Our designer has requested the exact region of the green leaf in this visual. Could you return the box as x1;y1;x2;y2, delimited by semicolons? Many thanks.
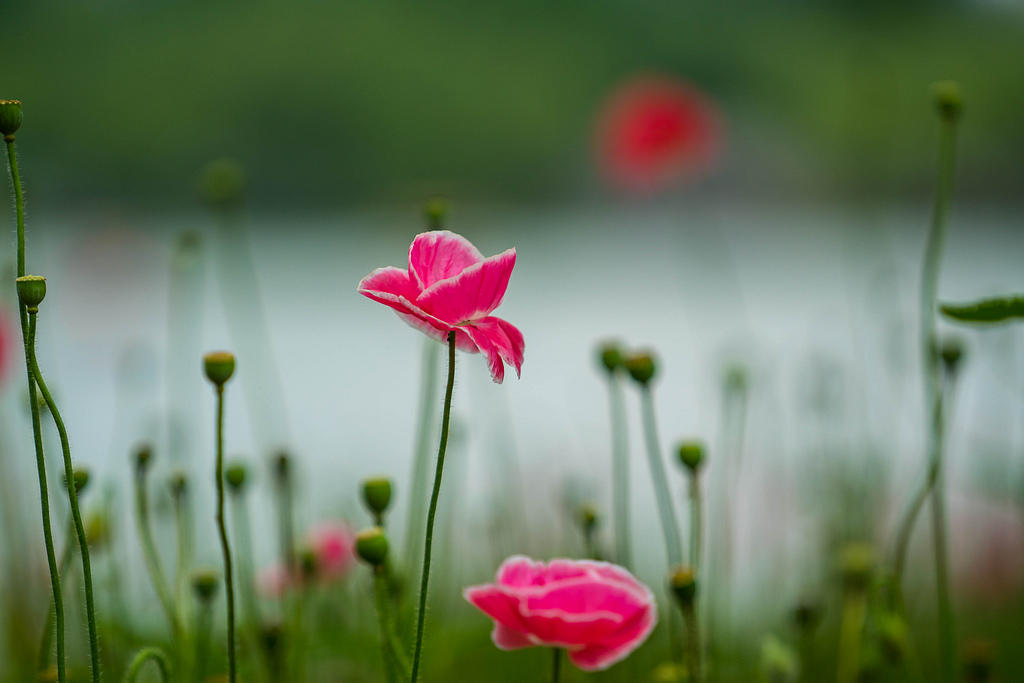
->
940;296;1024;323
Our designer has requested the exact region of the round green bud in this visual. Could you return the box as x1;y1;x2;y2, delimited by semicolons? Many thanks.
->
961;638;994;683
624;351;657;385
0;100;23;138
423;196;448;229
839;542;875;591
940;337;965;376
203;351;236;386
192;568;220;601
577;502;599;530
877;613;909;663
169;470;188;498
668;565;697;607
355;527;389;567
66;467;90;494
225;462;248;491
597;342;624;374
85;510;110;549
200;158;246;208
932;81;963;123
16;275;46;311
361;476;393;516
676;440;705;472
134;443;154;472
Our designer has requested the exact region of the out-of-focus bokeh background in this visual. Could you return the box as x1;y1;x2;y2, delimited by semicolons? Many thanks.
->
1;1;1024;680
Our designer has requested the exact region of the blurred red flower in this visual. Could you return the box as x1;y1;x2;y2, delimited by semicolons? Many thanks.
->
596;75;723;194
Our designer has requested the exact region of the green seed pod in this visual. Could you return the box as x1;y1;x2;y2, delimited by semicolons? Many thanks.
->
577;502;599;531
932;81;963;123
0;100;23;138
355;527;389;567
192;568;220;602
597;341;624;374
423;196;448;230
225;462;249;492
361;476;393;516
668;565;697;607
839;542;875;592
624;351;656;385
134;443;154;472
66;467;90;494
200;158;246;209
203;351;236;386
16;275;46;311
676;440;705;472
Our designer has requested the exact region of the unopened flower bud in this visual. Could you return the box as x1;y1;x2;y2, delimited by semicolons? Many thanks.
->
624;351;656;385
169;470;188;498
225;462;248;492
676;440;704;472
66;467;90;494
203;351;236;386
0;100;23;138
361;477;393;517
200;158;245;209
940;337;965;376
423;197;448;230
274;451;291;482
192;568;220;602
668;565;697;607
577;502;599;531
85;509;110;549
597;342;624;374
355;527;389;567
16;275;46;311
839;543;875;592
962;638;993;683
725;365;747;392
134;443;154;472
933;81;963;123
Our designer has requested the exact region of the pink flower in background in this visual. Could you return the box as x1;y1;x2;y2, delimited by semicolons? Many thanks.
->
305;521;355;581
596;74;722;194
0;310;11;385
358;230;524;383
464;556;657;671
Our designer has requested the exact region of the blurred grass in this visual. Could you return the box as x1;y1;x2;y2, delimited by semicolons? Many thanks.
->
1;0;1022;208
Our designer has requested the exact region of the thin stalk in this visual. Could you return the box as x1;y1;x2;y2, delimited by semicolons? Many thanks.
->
27;311;102;683
689;471;703;570
230;490;262;629
7;135;65;683
682;602;702;683
214;385;238;683
134;458;184;642
39;516;76;672
639;387;683;567
836;590;867;683
172;485;192;631
374;568;411;681
405;337;440;572
607;371;631;569
409;331;457;682
551;648;562;683
195;601;213;683
124;646;171;683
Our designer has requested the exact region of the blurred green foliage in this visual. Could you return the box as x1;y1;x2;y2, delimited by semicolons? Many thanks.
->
2;0;1023;207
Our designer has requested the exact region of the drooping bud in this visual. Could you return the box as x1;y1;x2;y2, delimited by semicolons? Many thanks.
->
16;275;46;311
668;565;697;608
134;443;154;472
0;100;23;138
355;527;389;567
203;351;236;387
192;568;220;602
225;462;249;492
676;440;705;472
597;341;624;374
962;638;994;683
932;81;963;124
423;196;448;230
200;158;246;209
839;543;875;592
624;351;656;385
361;477;393;517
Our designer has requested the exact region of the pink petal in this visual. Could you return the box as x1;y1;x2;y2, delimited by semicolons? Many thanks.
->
408;230;483;290
417;249;516;325
496;556;548;588
491;623;535;651
567;605;658;671
357;266;419;306
463;585;530;634
462;324;505;384
468;317;524;379
395;311;478;352
520;579;641;646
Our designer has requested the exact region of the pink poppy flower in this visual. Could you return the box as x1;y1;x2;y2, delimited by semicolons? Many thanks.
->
305;521;355;581
357;230;524;384
463;555;657;671
596;74;722;194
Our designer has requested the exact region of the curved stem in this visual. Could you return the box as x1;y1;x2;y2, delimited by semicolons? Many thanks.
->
410;331;457;682
39;516;76;672
639;387;683;566
28;312;102;683
214;386;238;683
607;372;631;570
7;136;65;683
551;648;562;683
134;455;183;642
124;646;171;683
374;568;411;681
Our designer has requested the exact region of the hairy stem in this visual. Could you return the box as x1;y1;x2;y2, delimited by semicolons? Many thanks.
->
124;646;171;683
374;568;411;681
214;386;238;683
38;516;76;672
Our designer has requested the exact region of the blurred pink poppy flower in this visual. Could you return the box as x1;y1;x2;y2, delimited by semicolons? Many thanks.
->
463;555;657;671
305;521;355;581
596;74;723;194
357;230;524;384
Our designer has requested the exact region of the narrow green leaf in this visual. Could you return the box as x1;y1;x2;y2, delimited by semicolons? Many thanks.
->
940;296;1024;323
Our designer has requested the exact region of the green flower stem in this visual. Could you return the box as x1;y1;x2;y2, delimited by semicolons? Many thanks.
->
27;311;101;682
213;385;238;683
410;330;457;682
405;337;440;572
681;601;703;683
230;490;262;629
195;601;213;683
124;646;171;683
39;516;76;672
639;386;683;567
374;567;411;681
888;96;960;682
836;590;867;683
551;648;562;683
133;453;184;643
7;135;65;683
172;487;192;631
688;471;703;571
606;371;631;570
